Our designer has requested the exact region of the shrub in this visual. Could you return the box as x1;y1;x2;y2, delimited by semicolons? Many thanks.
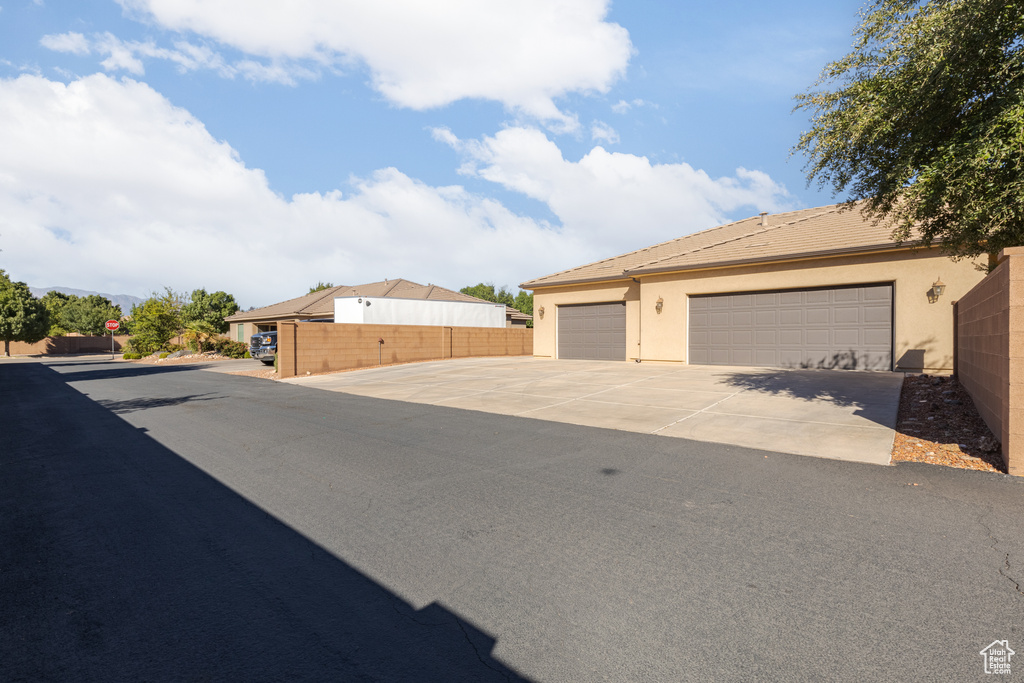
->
122;352;143;360
159;352;170;359
212;338;248;359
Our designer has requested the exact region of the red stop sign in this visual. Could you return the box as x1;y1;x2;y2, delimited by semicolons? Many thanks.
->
105;319;120;331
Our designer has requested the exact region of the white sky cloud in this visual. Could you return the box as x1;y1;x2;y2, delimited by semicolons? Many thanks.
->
590;121;619;144
1;74;794;308
115;0;634;128
436;126;794;256
0;74;590;306
39;32;91;56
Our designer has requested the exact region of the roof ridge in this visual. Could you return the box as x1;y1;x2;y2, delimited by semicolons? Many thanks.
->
625;206;840;273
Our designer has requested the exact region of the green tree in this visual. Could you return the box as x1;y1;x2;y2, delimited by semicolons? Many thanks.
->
181;289;239;334
794;0;1024;260
0;270;49;356
460;283;515;306
182;320;217;353
40;291;75;336
308;282;335;293
129;289;182;354
58;295;122;336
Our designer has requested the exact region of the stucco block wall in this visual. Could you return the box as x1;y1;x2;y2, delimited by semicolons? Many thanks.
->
955;247;1024;475
277;321;532;378
531;249;983;372
6;335;130;355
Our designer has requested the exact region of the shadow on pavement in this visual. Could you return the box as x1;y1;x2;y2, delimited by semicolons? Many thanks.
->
1;362;528;682
95;393;224;414
715;367;900;426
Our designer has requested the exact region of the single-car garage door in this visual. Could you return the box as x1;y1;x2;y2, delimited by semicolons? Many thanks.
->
688;284;892;370
558;302;626;361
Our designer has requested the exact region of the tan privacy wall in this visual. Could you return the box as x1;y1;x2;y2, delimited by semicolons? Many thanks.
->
6;335;130;355
277;321;532;378
955;247;1024;475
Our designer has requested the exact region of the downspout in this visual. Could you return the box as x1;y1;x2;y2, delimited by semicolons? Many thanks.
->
631;277;641;362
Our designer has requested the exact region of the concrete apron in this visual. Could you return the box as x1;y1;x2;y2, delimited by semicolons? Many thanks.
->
280;357;904;465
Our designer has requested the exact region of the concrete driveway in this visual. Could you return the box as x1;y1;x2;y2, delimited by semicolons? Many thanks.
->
283;357;904;465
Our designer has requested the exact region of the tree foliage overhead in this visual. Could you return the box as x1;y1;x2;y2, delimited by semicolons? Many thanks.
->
181;289;239;334
0;270;49;356
794;0;1024;259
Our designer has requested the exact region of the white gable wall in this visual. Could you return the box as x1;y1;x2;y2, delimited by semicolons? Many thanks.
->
335;297;506;328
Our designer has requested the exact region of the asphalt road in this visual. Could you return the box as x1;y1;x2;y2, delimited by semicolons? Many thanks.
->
3;358;1022;682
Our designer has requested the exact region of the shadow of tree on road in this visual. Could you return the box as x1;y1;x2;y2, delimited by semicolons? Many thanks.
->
714;367;901;427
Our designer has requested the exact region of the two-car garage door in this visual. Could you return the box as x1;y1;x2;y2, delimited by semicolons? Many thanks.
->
688;284;892;370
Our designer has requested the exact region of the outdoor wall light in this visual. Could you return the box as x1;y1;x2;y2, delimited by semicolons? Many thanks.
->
655;297;664;313
538;306;545;318
927;277;946;303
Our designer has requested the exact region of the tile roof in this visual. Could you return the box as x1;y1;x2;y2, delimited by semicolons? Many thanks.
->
226;278;530;322
521;204;916;288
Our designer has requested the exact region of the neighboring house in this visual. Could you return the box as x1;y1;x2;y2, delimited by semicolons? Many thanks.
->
225;279;531;342
522;204;986;373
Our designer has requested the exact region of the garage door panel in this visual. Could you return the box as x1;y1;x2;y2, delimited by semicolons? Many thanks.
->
779;292;803;305
863;305;891;323
689;285;892;370
780;329;803;345
731;311;753;326
833;328;861;346
864;328;892;345
731;330;753;346
806;308;830;324
732;349;753;365
833;306;861;324
805;328;830;345
558;303;626;361
779;309;803;325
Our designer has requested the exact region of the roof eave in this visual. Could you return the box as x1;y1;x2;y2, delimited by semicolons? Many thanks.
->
520;274;634;290
624;242;924;277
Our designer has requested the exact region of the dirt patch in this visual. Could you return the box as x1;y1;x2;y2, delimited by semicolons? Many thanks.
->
891;374;1004;473
229;368;279;380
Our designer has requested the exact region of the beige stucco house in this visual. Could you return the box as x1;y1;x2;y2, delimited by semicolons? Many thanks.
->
522;204;986;373
225;278;531;342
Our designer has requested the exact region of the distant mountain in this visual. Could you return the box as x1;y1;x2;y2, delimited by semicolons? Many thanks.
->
30;286;145;315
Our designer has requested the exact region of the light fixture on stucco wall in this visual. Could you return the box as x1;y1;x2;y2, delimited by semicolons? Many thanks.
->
538;306;545;318
928;277;946;303
655;297;664;313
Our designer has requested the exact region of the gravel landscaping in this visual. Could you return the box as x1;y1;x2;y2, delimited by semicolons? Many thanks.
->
890;374;1004;473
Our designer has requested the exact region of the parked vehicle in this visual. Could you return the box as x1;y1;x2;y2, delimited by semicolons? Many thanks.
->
249;331;277;365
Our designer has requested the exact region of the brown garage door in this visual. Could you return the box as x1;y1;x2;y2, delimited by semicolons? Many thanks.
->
688;284;892;370
558;302;626;361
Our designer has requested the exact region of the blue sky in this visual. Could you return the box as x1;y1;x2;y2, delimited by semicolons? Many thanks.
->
0;0;862;308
